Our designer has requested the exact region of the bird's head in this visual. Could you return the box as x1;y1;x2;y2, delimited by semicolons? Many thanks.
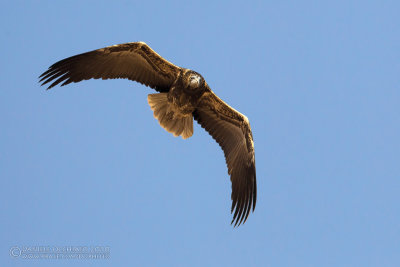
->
183;70;206;93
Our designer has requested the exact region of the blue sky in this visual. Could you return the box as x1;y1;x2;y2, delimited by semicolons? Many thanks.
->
1;0;399;266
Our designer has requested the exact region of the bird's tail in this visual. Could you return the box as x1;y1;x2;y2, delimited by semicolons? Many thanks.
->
148;93;193;139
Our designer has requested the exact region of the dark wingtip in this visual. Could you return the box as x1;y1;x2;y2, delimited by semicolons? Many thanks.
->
38;69;53;90
230;171;257;227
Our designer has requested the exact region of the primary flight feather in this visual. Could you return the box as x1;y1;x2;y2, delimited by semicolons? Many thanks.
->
39;42;257;226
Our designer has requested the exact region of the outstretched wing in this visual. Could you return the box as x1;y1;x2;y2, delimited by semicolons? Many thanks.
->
193;91;257;226
39;42;181;92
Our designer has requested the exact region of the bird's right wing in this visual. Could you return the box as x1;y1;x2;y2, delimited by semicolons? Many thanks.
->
39;42;181;92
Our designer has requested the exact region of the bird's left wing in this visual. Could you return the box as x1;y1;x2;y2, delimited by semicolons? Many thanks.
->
39;42;181;92
193;91;257;226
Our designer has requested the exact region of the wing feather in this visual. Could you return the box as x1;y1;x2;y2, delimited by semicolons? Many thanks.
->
39;42;181;92
193;91;257;226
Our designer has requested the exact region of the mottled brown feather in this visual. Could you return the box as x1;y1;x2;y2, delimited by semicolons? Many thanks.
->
193;91;257;226
39;42;181;92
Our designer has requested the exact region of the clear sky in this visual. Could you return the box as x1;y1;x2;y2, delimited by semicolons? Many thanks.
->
1;0;399;266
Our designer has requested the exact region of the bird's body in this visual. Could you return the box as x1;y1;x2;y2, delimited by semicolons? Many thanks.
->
39;42;256;226
148;69;207;139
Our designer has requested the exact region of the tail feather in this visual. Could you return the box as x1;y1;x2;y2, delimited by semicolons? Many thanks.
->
148;93;194;139
182;116;193;139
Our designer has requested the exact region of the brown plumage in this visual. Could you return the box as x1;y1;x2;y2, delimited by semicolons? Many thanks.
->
39;42;256;226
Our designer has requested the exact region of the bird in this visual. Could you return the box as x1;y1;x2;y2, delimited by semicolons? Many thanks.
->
39;42;256;226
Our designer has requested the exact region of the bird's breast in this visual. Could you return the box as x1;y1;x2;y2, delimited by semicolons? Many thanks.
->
167;86;199;116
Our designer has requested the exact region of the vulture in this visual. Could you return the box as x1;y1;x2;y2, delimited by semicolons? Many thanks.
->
39;42;256;226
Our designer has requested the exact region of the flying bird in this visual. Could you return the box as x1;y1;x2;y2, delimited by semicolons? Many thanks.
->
39;42;256;226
